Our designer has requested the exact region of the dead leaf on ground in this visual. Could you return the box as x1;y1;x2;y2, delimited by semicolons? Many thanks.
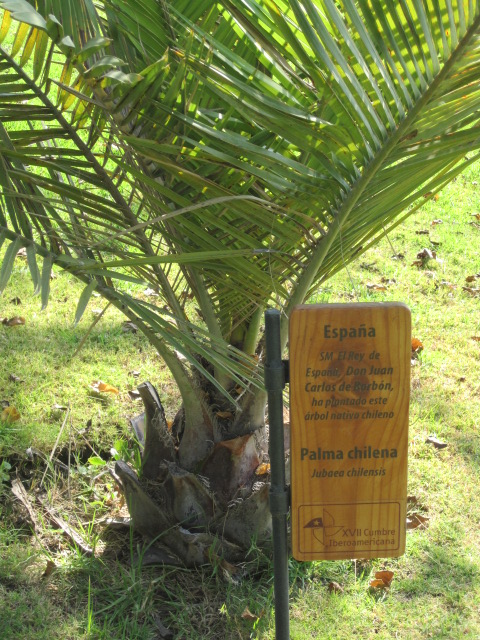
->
406;513;430;530
374;570;394;587
1;406;21;422
9;297;21;305
415;229;430;235
122;321;138;333
426;435;448;449
471;337;480;342
328;581;344;594
42;560;57;578
431;219;443;226
2;316;25;327
369;570;394;590
392;252;405;260
462;287;480;297
128;370;140;378
128;389;141;401
90;381;119;395
411;338;424;354
465;274;480;283
9;374;24;383
417;248;437;261
366;283;388;291
241;607;259;622
471;213;480;221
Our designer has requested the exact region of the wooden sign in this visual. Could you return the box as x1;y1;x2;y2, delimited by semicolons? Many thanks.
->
289;303;410;560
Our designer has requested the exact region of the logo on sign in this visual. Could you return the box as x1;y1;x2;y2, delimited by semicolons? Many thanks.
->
304;509;345;546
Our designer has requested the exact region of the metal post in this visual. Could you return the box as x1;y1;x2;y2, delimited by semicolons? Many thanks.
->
264;309;290;640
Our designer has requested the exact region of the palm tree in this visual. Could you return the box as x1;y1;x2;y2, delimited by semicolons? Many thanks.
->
1;0;480;565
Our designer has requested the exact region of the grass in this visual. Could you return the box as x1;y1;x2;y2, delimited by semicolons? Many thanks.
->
1;161;480;638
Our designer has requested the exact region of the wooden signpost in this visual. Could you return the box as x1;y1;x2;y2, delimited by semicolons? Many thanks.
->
289;303;411;561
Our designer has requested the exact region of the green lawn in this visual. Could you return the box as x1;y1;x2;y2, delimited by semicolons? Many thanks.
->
1;161;480;639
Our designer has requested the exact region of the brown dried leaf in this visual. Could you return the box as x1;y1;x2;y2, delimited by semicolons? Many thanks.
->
42;560;57;578
406;513;430;530
122;321;138;333
328;581;344;594
471;337;480;342
1;406;21;423
91;381;119;394
417;248;436;261
241;607;258;622
4;316;25;327
471;213;480;221
369;578;389;590
426;435;448;449
465;274;480;283
411;338;424;353
411;259;424;267
366;283;388;291
415;229;430;235
462;287;480;296
431;219;443;226
374;570;394;587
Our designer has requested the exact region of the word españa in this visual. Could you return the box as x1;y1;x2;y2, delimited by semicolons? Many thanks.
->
300;446;398;461
324;323;376;341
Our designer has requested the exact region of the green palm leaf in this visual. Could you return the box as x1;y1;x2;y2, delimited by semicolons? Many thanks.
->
1;0;480;401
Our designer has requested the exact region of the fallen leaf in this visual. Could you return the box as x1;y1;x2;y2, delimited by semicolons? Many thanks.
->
465;274;480;283
9;297;21;305
128;370;140;378
415;230;430;235
328;581;344;594
1;400;9;408
392;252;405;260
255;462;271;476
406;513;430;529
241;607;259;622
411;259;424;267
9;374;23;383
458;376;466;382
411;338;424;354
42;560;57;578
471;213;480;221
426;435;448;449
3;316;25;327
366;283;388;291
91;381;119;394
381;277;396;285
122;321;138;333
431;219;443;226
128;389;141;401
1;406;21;423
462;287;480;296
417;248;436;261
216;410;234;420
374;570;394;587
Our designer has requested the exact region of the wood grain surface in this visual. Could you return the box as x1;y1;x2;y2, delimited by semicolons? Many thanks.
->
289;303;411;560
